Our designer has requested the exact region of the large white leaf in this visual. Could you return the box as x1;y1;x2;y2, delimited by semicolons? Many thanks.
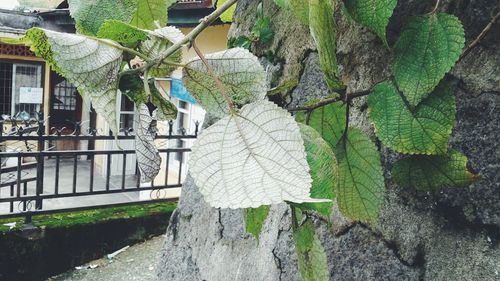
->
26;28;121;133
189;100;330;209
135;104;161;182
183;48;267;117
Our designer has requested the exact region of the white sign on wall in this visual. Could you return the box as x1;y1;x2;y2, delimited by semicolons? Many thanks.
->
19;87;43;104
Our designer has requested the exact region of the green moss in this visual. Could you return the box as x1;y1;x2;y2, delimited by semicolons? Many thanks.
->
0;202;176;233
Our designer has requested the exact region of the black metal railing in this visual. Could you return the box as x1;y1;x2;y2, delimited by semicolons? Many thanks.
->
0;112;198;223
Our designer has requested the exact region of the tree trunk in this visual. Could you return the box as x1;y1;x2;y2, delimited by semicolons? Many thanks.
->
157;0;499;280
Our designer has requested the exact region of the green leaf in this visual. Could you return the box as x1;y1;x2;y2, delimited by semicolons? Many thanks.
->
183;48;267;117
119;73;150;104
130;0;177;29
228;36;252;49
392;150;479;191
267;79;299;97
68;0;137;35
336;128;384;225
290;0;310;25
367;81;456;155
344;0;397;46
25;28;121;133
392;13;465;106
151;84;177;121
97;20;148;45
296;124;336;219
293;219;329;281
274;0;289;8
138;26;184;77
244;205;270;241
296;100;346;149
251;17;274;44
309;0;344;90
218;0;237;23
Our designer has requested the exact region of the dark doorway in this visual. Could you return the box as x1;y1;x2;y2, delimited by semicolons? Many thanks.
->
49;72;82;150
50;72;81;130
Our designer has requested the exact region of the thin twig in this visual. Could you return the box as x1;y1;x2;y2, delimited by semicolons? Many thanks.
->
153;0;238;67
289;89;371;112
93;36;151;62
427;0;441;15
459;10;500;61
116;0;237;81
192;42;235;111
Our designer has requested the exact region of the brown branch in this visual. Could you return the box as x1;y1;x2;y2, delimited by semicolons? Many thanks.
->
459;10;500;61
192;42;235;111
289;89;371;112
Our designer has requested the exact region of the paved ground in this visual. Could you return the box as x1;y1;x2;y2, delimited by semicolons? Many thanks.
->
47;235;165;281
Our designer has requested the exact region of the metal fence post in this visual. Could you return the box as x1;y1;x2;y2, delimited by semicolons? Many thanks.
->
35;112;45;209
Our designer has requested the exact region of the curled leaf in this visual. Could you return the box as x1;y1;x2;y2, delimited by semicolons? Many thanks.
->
293;219;330;281
295;124;336;219
135;104;161;182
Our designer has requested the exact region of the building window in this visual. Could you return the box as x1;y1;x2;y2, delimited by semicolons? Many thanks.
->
0;61;42;117
120;93;135;130
52;79;77;110
0;62;13;115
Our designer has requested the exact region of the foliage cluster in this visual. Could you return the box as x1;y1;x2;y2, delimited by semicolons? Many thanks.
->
0;0;483;280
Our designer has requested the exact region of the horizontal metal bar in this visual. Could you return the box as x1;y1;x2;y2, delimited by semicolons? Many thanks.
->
0;134;197;141
0;184;183;203
0;162;37;173
0;148;191;158
0;177;37;188
0;198;178;219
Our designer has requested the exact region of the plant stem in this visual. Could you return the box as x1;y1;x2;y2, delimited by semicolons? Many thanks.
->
459;10;500;61
290;89;371;112
94;36;151;62
192;42;235;111
428;0;441;15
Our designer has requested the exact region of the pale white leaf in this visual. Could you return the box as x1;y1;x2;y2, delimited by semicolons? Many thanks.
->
27;28;122;133
189;100;330;209
183;48;267;117
135;104;161;182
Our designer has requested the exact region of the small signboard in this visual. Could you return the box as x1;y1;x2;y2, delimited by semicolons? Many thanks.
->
19;87;43;104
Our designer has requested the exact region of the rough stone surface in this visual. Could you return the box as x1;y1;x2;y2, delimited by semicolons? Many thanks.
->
157;0;500;280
